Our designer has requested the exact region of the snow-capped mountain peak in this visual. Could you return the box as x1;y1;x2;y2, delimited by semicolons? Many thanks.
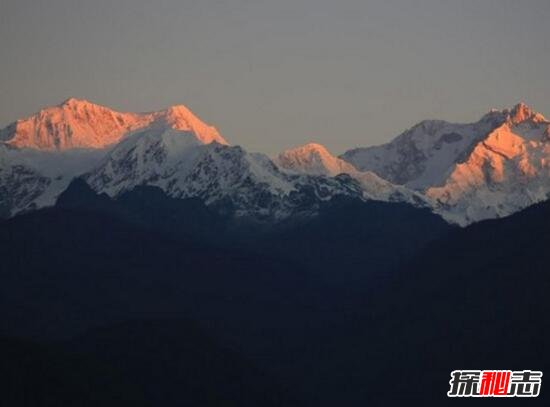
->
150;104;227;145
276;142;357;176
341;103;550;225
61;97;95;108
507;102;547;124
0;99;228;217
0;99;226;151
276;142;429;207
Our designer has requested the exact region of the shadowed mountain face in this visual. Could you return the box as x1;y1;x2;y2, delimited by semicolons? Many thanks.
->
56;178;230;243
305;199;550;406
1;180;548;406
66;319;300;407
0;335;149;407
0;193;309;406
1;319;300;407
251;196;452;291
0;182;449;406
56;178;451;274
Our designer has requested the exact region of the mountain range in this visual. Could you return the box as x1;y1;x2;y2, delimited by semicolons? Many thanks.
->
1;97;549;406
1;98;550;225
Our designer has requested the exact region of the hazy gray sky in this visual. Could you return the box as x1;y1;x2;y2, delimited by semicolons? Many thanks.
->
1;0;549;155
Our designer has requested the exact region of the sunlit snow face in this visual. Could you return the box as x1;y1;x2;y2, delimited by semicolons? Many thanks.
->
3;99;228;151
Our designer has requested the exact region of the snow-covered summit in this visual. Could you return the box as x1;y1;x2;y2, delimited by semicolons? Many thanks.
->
340;109;506;189
506;102;547;124
341;103;550;225
276;142;430;206
276;143;357;176
0;99;227;217
0;98;226;151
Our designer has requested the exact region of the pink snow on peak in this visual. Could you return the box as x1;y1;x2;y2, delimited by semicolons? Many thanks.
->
1;98;227;151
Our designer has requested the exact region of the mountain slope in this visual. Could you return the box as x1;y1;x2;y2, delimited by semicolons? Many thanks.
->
66;320;301;407
301;197;550;406
0;144;104;217
251;196;452;290
1;319;300;407
341;103;550;224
